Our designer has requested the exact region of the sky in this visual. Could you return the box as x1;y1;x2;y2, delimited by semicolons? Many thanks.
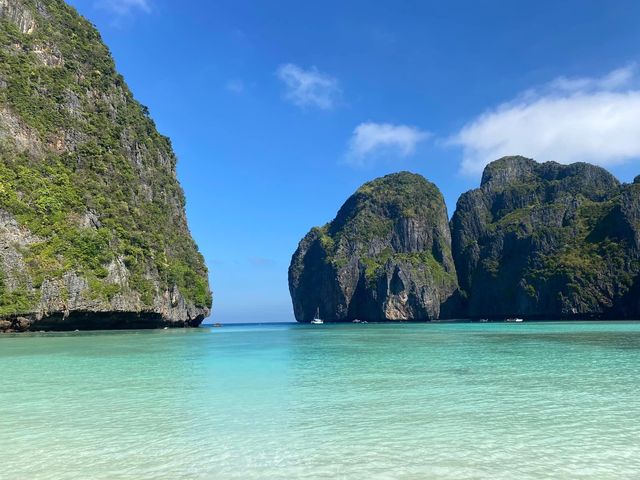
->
68;0;640;322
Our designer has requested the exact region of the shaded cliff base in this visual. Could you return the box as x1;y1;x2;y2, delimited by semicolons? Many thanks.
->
298;315;640;324
0;311;205;333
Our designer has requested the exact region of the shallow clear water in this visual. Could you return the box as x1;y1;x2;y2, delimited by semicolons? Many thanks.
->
2;322;640;479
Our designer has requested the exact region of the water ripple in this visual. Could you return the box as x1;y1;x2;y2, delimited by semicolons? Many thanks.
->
1;322;640;479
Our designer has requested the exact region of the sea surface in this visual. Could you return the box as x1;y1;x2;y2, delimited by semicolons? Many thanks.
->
2;321;640;480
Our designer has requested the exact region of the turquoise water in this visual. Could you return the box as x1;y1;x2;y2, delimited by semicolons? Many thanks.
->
2;322;640;479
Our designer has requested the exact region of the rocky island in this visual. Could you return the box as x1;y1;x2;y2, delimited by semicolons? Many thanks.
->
451;156;640;319
0;0;211;331
290;157;640;322
289;172;458;322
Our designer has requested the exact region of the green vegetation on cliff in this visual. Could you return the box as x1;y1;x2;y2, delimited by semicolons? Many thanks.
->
451;156;640;318
291;157;640;321
289;172;458;322
0;0;210;323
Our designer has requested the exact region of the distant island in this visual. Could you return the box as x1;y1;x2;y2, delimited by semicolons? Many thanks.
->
0;0;211;331
290;156;640;322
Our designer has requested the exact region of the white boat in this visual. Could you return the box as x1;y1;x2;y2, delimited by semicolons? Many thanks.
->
506;317;524;323
310;308;324;325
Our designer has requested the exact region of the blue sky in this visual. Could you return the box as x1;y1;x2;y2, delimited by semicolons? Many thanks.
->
68;0;640;322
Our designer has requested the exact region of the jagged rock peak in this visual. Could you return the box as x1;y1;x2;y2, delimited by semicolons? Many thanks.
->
480;155;538;187
480;156;619;197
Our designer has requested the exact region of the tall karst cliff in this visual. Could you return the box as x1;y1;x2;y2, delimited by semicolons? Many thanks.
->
289;172;458;322
0;0;211;331
290;158;640;322
451;156;640;319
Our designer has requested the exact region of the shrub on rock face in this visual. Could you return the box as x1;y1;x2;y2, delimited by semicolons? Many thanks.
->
289;172;458;322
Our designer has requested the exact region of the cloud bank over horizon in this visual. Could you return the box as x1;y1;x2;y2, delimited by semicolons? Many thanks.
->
451;64;640;175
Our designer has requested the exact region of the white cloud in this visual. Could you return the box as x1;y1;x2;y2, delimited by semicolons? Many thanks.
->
346;122;430;166
548;65;635;93
95;0;151;16
276;63;340;110
451;64;640;175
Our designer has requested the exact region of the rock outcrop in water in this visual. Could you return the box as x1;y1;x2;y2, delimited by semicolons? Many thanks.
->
0;0;211;331
290;157;640;321
451;156;640;319
289;172;458;322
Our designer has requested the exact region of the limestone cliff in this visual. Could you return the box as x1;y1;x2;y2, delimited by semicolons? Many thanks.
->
289;172;458;322
290;158;640;322
451;156;639;319
0;0;211;331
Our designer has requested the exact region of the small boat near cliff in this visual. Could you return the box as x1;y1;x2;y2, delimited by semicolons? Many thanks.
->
310;308;324;325
506;318;524;323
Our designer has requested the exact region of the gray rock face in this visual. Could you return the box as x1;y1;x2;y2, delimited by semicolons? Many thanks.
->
289;172;458;322
290;157;640;322
0;0;36;34
451;156;640;319
0;1;211;331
